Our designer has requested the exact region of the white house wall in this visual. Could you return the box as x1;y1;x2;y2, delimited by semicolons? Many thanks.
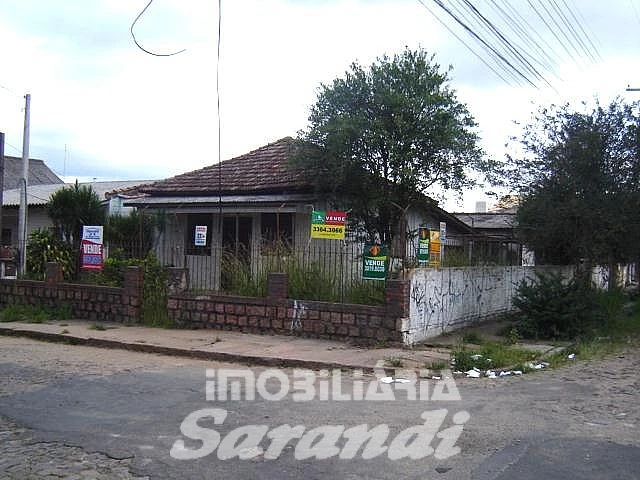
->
404;265;574;345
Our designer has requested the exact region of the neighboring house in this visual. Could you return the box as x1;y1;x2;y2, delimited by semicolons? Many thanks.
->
454;200;530;265
125;137;472;291
1;156;64;189
1;180;151;247
0;156;64;245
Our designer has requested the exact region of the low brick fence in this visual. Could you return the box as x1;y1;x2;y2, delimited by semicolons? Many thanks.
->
0;266;407;345
0;263;143;323
167;273;406;345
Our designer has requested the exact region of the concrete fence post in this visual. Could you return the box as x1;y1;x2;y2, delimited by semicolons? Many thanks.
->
267;272;288;300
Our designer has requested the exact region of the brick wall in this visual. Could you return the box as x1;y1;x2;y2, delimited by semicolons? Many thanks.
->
0;263;142;323
0;264;408;345
167;275;408;345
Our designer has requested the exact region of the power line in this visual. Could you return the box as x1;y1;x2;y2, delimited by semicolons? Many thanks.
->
130;0;186;57
424;0;601;89
415;0;517;85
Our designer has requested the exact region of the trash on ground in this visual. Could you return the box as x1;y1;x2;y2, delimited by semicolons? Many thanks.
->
380;377;412;384
470;354;483;360
568;353;576;360
465;369;481;378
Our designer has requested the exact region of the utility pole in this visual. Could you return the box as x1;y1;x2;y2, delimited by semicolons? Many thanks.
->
17;93;30;276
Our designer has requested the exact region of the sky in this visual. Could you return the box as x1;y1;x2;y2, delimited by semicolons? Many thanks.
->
1;0;639;212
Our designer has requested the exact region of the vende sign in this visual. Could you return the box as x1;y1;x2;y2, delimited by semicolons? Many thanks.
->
310;210;347;240
81;226;104;270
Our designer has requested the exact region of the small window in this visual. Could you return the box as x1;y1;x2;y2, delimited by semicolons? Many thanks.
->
1;228;11;246
185;214;213;256
261;213;293;253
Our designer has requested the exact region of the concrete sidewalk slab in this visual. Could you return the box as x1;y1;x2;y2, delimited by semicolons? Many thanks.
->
0;320;451;373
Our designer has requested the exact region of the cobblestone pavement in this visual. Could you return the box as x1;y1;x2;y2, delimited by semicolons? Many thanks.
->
0;416;149;480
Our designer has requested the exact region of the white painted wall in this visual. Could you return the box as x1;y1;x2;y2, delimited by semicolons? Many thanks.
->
404;265;574;345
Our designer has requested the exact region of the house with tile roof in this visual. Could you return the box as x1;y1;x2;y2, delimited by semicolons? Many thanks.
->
126;137;472;291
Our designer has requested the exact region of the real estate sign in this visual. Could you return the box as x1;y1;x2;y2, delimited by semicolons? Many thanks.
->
310;210;346;240
363;244;388;280
429;230;441;268
417;226;430;264
81;226;103;270
194;225;208;246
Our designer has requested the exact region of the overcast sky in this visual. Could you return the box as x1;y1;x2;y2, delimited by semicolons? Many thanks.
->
1;0;639;211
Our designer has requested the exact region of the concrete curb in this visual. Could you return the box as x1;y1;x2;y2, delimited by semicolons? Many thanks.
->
0;327;376;373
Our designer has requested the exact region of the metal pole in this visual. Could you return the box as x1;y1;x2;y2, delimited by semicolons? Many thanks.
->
0;132;4;245
17;93;30;275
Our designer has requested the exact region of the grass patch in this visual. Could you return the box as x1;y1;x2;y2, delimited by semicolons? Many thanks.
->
452;342;541;372
0;304;74;323
88;323;107;331
424;360;448;371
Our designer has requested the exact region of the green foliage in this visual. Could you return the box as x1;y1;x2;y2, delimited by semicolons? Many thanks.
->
140;253;171;328
452;342;540;372
25;229;75;280
47;181;105;250
384;356;405;368
85;248;140;287
105;211;158;258
295;47;490;243
506;99;640;269
0;303;72;323
511;272;603;340
220;251;385;305
462;332;484;345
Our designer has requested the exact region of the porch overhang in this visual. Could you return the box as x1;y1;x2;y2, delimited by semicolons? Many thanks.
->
123;193;318;214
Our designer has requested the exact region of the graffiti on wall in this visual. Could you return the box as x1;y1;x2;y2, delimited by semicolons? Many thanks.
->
407;266;530;345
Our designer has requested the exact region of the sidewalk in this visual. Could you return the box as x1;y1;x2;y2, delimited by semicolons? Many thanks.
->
0;320;452;373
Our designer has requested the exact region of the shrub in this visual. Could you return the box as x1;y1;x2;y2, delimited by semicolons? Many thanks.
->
26;229;76;280
511;272;603;340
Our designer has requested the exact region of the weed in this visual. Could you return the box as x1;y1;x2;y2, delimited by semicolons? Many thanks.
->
424;360;447;371
462;332;484;345
504;327;521;345
0;305;49;323
384;356;405;368
60;329;70;334
88;323;106;331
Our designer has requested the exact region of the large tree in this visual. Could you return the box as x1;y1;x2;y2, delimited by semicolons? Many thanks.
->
294;48;490;243
506;99;640;274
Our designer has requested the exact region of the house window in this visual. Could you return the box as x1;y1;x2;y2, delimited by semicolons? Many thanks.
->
185;213;213;256
261;213;293;252
1;228;11;246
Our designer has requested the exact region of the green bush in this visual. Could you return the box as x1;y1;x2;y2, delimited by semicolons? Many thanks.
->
26;229;76;280
511;272;603;340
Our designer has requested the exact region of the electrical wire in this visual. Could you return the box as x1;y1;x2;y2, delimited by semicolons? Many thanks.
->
415;0;517;85
130;0;186;57
424;0;601;89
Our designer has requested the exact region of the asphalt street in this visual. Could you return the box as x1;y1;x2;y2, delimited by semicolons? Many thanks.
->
1;337;639;479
